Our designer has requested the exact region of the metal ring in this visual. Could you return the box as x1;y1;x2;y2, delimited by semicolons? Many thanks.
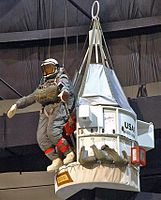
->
91;1;100;19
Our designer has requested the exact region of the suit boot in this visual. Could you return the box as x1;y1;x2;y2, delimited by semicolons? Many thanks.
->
47;158;63;172
63;151;75;165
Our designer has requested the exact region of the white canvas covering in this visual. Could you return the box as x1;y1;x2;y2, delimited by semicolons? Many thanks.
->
80;64;134;113
55;163;139;199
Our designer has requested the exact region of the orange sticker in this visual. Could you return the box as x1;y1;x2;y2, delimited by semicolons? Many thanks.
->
56;171;73;187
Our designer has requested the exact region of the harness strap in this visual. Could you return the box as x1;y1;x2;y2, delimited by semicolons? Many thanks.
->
45;147;55;155
56;137;71;154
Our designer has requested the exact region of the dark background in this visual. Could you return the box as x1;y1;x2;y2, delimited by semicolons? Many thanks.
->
0;0;161;199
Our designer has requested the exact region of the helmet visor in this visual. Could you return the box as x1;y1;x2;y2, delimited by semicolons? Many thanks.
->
42;64;57;76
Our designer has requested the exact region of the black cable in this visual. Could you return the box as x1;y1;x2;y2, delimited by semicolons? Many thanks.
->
0;77;23;97
0;184;54;191
67;0;91;20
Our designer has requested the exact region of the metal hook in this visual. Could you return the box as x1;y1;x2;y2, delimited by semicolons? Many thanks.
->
91;1;100;19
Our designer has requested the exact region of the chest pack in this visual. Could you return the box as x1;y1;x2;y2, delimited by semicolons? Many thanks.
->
34;79;60;105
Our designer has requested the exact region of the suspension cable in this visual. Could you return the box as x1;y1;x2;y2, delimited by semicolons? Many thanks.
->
48;0;53;57
62;0;68;66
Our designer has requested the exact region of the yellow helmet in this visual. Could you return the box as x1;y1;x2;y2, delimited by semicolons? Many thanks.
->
41;58;59;77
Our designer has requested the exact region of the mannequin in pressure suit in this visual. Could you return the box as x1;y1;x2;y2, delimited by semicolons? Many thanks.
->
7;58;75;172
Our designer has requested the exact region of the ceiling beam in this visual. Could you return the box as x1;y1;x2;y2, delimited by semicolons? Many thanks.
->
0;16;161;43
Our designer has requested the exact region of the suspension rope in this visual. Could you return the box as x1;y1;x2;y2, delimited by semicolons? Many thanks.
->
76;8;79;61
48;0;53;58
72;19;92;88
62;0;68;66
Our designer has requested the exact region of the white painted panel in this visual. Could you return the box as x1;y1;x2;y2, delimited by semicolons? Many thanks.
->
137;120;154;151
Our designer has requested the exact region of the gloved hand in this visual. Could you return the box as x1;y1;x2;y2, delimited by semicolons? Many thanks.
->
58;91;69;102
7;104;17;118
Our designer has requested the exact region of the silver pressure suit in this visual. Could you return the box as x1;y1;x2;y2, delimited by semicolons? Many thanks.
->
16;70;75;160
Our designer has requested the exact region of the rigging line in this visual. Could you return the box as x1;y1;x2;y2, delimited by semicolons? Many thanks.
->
67;8;79;72
72;34;89;88
0;78;23;97
76;8;79;59
67;0;91;20
98;21;114;69
66;8;79;80
62;0;68;65
78;20;98;97
73;20;92;89
68;8;90;86
48;0;53;57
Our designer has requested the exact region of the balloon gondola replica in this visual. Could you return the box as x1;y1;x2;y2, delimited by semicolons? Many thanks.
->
54;1;154;199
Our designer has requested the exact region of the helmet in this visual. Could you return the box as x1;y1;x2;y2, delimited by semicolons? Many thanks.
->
41;58;59;77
